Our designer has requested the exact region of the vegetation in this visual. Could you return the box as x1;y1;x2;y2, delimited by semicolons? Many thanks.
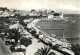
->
4;29;21;42
34;46;55;55
19;20;27;27
20;37;32;47
71;44;80;55
4;28;32;52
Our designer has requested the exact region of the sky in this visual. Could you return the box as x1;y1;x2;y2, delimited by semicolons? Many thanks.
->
0;0;80;14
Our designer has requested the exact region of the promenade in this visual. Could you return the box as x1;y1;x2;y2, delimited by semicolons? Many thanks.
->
9;22;63;55
25;18;75;55
0;18;74;55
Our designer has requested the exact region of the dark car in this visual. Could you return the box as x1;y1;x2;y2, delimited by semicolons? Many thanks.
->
15;48;26;52
5;41;15;45
10;45;15;52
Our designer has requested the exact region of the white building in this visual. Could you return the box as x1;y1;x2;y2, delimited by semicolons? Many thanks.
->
47;10;54;19
1;11;9;17
48;14;54;19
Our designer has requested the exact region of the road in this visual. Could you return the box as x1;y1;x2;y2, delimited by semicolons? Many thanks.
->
25;19;75;55
7;19;75;55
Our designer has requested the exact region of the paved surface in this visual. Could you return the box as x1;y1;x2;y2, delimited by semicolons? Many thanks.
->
1;19;74;55
25;19;75;55
0;38;19;55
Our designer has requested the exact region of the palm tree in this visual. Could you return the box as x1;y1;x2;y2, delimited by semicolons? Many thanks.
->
71;44;80;55
5;28;21;46
34;46;55;55
48;52;55;55
7;29;21;42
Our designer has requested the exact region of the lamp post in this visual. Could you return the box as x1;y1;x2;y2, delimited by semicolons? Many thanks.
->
63;29;65;43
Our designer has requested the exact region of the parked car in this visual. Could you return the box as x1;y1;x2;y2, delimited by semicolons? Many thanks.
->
5;41;15;45
10;45;15;52
10;45;26;52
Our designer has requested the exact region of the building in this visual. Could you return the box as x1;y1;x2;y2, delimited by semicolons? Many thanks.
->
9;18;19;23
0;11;9;17
47;13;54;19
29;10;40;17
41;12;47;18
59;13;64;19
47;10;55;19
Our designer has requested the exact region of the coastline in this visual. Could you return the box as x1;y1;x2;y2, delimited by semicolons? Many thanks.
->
35;17;80;44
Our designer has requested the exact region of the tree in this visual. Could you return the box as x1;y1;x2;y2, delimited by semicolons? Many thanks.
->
5;29;21;45
51;11;54;13
12;29;21;43
20;37;32;47
19;20;27;26
35;46;55;55
31;9;36;12
30;30;36;35
53;13;60;16
71;44;80;55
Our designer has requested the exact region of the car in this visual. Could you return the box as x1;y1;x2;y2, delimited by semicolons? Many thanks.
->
15;48;26;52
5;41;11;45
5;41;15;45
10;45;26;52
10;45;15;52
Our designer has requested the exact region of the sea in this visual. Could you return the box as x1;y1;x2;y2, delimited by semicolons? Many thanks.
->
36;14;80;44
